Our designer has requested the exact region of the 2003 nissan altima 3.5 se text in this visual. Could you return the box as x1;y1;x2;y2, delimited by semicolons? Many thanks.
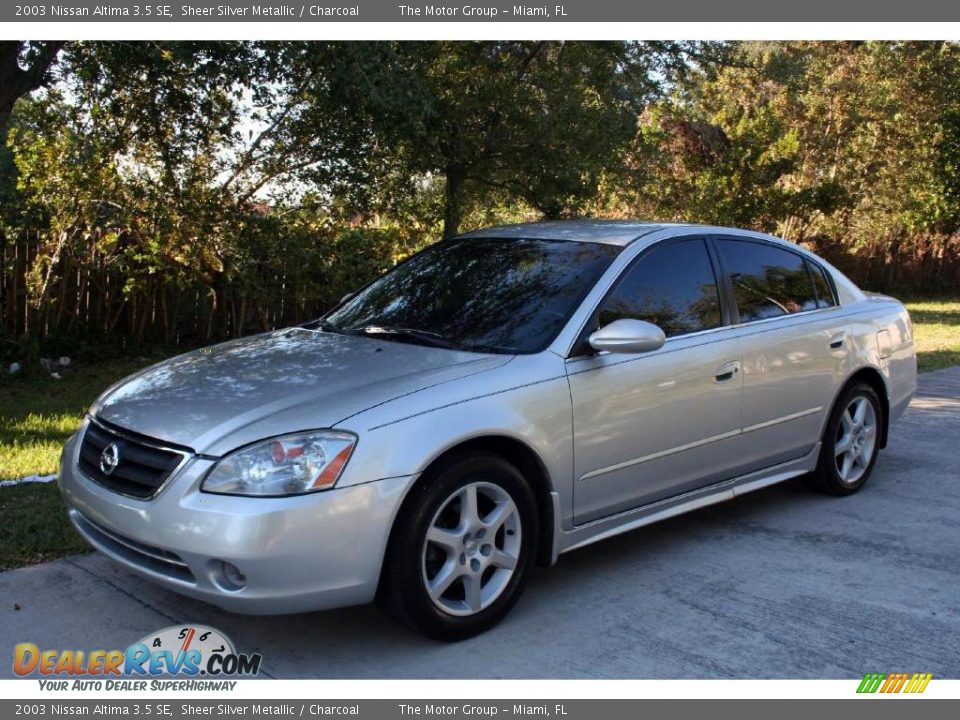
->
58;220;917;640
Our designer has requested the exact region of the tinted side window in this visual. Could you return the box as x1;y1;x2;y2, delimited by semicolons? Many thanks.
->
807;259;837;308
717;240;818;322
598;238;722;337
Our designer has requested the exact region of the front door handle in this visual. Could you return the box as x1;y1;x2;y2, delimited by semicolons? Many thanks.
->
829;332;846;350
714;360;740;383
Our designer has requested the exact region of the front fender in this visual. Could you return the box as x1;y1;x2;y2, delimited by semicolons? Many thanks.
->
334;353;574;525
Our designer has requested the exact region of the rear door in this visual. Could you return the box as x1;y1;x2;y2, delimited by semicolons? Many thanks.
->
567;236;744;524
713;237;847;471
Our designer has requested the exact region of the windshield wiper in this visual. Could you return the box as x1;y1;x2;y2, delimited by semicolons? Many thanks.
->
301;318;343;333
347;325;456;349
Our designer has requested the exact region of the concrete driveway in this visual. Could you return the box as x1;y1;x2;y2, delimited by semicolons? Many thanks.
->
2;367;959;679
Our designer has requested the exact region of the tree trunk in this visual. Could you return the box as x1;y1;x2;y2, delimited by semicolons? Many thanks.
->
442;165;465;239
0;42;65;134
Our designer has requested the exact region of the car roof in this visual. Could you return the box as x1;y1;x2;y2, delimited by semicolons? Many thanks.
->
456;219;865;305
455;220;694;247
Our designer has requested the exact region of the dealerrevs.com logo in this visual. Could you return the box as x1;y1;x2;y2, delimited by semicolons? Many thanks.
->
14;625;262;690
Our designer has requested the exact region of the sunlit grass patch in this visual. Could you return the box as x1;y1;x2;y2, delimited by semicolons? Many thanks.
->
905;298;960;373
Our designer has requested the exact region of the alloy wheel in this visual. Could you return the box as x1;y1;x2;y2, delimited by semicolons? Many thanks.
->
421;481;522;617
834;395;878;485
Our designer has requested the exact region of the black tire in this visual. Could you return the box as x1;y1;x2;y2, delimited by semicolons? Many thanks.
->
806;382;883;496
376;452;538;641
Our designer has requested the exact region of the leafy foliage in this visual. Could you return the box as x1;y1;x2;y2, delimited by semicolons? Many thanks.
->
1;41;959;358
610;42;960;290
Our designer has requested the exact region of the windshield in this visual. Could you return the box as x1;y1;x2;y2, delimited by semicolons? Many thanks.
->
324;237;621;354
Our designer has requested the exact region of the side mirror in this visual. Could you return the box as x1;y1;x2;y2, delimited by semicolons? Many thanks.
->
588;319;666;355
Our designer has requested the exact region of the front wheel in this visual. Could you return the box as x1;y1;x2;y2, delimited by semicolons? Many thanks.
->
377;453;538;641
807;382;883;495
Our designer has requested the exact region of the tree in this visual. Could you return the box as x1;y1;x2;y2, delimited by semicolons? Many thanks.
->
6;41;423;342
0;42;67;223
10;42;261;339
0;42;65;133
300;41;705;237
610;41;960;291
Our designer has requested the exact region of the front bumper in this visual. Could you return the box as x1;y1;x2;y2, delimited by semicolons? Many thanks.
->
58;427;416;614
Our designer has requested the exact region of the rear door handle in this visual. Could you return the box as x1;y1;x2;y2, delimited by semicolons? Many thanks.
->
829;332;846;350
714;360;740;383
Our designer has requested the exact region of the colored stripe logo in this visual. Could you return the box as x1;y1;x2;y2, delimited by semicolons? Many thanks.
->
857;673;933;694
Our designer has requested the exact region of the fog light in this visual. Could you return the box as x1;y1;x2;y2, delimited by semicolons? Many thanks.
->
213;561;247;591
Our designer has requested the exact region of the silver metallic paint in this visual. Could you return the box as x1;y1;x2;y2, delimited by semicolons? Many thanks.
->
58;221;917;615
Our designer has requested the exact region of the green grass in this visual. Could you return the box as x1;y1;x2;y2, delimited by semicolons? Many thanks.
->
904;299;960;373
0;482;91;569
0;358;155;569
0;359;153;481
0;298;956;570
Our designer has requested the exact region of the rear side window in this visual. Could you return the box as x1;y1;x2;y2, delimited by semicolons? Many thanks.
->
716;240;818;322
598;238;722;337
807;259;837;308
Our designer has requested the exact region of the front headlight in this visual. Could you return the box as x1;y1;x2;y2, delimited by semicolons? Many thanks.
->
201;431;357;497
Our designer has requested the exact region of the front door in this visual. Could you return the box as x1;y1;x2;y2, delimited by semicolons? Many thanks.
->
568;237;743;525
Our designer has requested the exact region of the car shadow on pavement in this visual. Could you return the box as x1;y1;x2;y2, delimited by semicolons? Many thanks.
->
124;478;837;678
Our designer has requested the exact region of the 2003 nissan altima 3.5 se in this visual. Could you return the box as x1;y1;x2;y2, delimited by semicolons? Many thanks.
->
59;220;917;640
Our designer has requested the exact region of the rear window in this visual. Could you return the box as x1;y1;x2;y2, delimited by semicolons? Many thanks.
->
716;240;819;322
807;259;837;308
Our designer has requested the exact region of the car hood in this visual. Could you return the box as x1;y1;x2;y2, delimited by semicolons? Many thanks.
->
94;328;511;455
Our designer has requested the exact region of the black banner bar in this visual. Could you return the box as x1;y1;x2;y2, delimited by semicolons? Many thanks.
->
4;0;960;22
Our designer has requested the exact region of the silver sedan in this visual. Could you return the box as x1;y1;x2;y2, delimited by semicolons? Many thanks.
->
58;220;917;640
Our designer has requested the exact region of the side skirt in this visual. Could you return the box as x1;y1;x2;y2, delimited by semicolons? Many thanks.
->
556;443;821;557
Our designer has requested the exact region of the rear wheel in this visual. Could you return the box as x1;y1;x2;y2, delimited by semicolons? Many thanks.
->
807;382;883;495
377;453;538;641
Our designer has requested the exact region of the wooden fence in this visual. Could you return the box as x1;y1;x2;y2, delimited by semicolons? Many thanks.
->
1;231;957;350
0;235;337;349
806;235;960;298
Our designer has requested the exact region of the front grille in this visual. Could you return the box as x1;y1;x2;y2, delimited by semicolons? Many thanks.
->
71;511;195;584
78;419;188;499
